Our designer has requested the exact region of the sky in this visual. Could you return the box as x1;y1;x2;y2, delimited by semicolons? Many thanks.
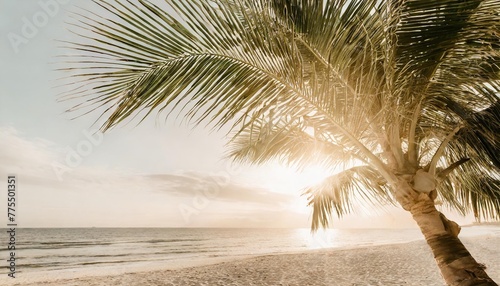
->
0;0;475;228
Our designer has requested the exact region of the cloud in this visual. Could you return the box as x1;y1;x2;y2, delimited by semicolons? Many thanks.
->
0;126;57;170
146;173;295;206
0;126;120;189
0;126;301;227
0;126;294;207
0;126;64;186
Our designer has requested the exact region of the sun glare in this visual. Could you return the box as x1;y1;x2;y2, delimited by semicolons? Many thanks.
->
262;162;333;187
257;162;336;195
295;164;333;187
298;228;340;249
244;162;341;214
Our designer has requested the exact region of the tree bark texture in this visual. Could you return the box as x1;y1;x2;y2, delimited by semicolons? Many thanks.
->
396;180;497;285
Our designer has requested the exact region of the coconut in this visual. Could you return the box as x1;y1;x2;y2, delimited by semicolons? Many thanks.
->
412;169;436;193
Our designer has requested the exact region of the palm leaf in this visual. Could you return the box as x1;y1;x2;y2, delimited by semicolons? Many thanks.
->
305;166;394;230
227;116;356;169
63;0;397;183
62;0;500;228
395;0;500;169
439;159;500;220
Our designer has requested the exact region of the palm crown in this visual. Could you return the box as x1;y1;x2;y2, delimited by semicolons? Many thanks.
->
64;0;499;227
63;0;500;283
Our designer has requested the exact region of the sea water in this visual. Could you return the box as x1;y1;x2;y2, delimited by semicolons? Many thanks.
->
0;226;497;283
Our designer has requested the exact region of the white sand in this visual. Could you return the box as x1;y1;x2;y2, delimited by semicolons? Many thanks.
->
7;234;499;286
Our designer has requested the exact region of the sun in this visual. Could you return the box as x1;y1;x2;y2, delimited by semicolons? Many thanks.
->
258;162;335;195
243;162;339;215
244;161;339;216
294;164;333;187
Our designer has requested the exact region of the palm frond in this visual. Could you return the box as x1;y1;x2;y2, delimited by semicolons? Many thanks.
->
305;166;394;230
227;116;356;170
438;159;500;220
395;0;482;87
397;0;500;169
453;100;500;169
63;0;300;130
63;0;397;182
62;0;500;227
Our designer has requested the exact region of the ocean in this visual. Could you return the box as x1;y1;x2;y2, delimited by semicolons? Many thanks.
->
0;227;497;283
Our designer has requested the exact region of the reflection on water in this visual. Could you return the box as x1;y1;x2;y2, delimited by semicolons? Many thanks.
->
294;228;339;249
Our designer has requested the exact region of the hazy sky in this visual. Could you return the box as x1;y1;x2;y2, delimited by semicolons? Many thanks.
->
0;0;474;228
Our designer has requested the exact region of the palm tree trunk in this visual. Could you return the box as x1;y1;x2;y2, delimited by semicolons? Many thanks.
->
409;193;497;286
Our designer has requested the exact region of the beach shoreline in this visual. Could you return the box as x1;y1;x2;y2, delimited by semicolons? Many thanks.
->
6;233;499;286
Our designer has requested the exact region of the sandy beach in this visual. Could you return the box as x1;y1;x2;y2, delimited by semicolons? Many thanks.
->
10;234;499;286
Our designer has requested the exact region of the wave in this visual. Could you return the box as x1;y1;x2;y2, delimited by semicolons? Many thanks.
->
79;259;149;266
0;227;447;278
14;241;115;251
144;238;207;244
12;238;208;251
30;253;134;260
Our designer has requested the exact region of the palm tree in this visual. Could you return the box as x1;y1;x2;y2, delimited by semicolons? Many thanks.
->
62;0;500;284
